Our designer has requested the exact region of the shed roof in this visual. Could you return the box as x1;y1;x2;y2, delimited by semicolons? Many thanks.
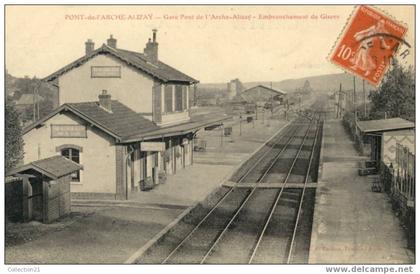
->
243;85;286;95
357;118;415;134
43;44;198;84
7;155;83;180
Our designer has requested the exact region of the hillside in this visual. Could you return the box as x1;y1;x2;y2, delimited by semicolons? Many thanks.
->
198;73;376;94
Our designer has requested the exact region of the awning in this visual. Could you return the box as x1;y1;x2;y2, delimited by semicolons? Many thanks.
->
122;114;231;143
7;155;83;180
357;118;414;134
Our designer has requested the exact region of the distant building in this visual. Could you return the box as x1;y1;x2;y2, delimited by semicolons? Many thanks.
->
227;78;244;100
234;85;286;106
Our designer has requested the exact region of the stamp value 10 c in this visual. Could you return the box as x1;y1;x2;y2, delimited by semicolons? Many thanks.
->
330;5;408;86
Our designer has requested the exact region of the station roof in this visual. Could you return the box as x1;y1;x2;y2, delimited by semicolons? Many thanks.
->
43;44;198;84
23;99;231;143
7;155;83;180
22;100;159;141
357;118;415;134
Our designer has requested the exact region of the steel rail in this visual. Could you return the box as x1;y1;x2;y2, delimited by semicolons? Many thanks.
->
161;119;303;264
200;118;314;264
247;115;319;264
286;116;322;264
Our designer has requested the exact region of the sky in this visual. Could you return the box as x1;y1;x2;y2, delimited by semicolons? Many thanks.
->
5;5;415;83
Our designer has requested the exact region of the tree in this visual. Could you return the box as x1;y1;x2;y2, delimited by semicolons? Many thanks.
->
5;99;24;172
368;60;415;121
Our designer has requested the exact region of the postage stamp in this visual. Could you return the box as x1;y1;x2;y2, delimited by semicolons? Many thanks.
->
330;5;408;86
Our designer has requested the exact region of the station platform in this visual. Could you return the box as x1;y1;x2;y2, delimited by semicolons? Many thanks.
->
309;118;414;264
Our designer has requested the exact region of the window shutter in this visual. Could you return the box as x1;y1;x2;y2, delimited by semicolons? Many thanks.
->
153;83;162;123
182;86;187;110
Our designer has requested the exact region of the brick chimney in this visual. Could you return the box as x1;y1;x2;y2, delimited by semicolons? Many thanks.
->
98;90;112;112
85;39;94;55
107;34;117;48
143;29;158;63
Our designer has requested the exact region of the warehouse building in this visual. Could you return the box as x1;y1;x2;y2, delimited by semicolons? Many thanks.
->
22;30;228;200
237;85;286;104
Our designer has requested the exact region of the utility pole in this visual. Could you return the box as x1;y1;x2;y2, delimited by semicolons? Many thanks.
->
353;76;357;121
255;104;258;120
299;96;302;111
262;109;265;125
239;115;242;136
32;83;38;122
193;84;197;107
220;124;224;147
337;83;342;118
36;82;40;120
353;76;357;139
363;79;366;118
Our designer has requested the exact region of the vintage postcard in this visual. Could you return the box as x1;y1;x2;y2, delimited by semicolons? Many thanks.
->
3;4;416;273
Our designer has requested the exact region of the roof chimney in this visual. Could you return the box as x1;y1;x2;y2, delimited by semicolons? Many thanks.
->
152;28;157;42
98;90;112;112
143;29;158;63
85;39;94;55
107;35;117;48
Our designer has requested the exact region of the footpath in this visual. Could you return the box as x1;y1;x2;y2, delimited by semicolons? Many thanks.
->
309;117;414;264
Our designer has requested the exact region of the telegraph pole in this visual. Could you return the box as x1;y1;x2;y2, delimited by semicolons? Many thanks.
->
33;85;36;122
36;82;40;120
239;114;242;136
337;83;342;118
220;124;224;147
353;76;357;121
353;76;357;139
363;79;366;118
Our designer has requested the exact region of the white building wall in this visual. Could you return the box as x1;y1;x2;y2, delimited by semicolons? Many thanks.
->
58;54;155;114
23;112;117;194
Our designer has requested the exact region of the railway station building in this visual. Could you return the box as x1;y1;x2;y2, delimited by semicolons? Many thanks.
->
22;30;228;200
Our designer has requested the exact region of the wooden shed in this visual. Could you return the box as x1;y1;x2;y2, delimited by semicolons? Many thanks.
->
6;155;82;223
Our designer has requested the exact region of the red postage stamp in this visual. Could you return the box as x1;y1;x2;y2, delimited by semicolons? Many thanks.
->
330;5;407;86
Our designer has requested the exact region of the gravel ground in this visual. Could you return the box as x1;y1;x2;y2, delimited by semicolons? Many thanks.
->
6;206;184;264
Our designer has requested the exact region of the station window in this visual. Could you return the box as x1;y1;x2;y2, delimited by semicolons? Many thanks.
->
175;85;183;111
164;85;173;112
61;148;81;182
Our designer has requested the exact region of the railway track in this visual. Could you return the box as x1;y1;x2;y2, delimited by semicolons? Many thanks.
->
137;101;325;264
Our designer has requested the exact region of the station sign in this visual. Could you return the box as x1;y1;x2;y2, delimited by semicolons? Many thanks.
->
51;124;87;138
141;142;166;152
